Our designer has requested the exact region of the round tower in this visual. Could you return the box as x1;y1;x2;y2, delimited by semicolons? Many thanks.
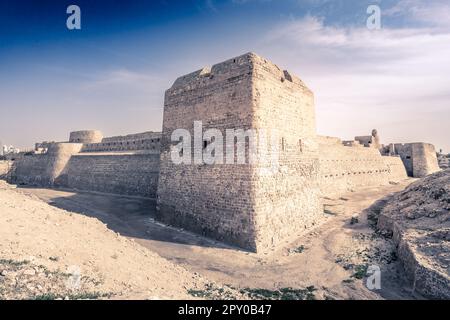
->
69;130;103;144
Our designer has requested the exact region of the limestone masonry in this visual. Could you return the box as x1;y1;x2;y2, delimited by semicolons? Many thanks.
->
3;52;441;252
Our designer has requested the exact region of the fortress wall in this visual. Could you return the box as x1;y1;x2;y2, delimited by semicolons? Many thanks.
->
0;161;13;180
47;143;84;185
391;143;440;177
64;153;160;197
10;154;52;186
101;132;161;143
317;135;343;146
411;143;440;177
10;143;159;197
250;54;323;250
11;143;83;186
157;53;259;250
81;141;160;153
318;142;407;196
383;156;410;180
393;144;413;176
355;135;372;147
82;132;161;153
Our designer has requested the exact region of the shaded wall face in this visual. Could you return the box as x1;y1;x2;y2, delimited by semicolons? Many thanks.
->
394;144;413;176
355;136;372;147
10;144;160;198
62;154;160;197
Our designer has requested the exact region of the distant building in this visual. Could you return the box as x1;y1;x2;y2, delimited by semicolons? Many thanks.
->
2;145;20;155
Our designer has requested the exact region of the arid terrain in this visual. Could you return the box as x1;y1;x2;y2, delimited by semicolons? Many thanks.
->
0;180;241;300
3;172;447;300
377;169;450;298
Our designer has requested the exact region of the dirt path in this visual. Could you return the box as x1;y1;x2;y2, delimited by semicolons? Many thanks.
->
18;179;422;300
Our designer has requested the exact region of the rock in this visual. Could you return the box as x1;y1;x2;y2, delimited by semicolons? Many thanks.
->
405;210;425;220
377;170;450;299
23;269;36;276
430;228;450;241
5;271;17;279
26;284;35;291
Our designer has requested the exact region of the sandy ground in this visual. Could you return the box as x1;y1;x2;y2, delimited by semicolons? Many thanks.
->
0;180;240;300
3;178;425;300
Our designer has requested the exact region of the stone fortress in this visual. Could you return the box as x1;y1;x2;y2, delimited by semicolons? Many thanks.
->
3;52;441;252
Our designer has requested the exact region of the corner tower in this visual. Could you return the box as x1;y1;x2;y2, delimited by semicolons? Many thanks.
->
156;53;322;252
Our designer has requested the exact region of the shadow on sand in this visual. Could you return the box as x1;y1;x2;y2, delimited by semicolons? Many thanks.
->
18;186;233;250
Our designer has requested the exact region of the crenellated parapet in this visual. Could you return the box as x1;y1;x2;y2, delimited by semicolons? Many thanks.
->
81;131;161;153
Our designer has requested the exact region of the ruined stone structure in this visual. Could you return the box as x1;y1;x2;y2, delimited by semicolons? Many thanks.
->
69;130;103;144
0;161;12;180
5;52;441;251
82;132;161;153
317;135;408;196
11;131;160;197
34;141;55;154
380;143;440;177
354;129;381;149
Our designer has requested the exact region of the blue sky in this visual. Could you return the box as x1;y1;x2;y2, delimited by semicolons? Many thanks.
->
0;0;449;152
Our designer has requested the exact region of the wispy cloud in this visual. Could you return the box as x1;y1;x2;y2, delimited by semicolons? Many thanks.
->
260;12;450;150
385;0;450;28
83;69;161;90
200;0;219;13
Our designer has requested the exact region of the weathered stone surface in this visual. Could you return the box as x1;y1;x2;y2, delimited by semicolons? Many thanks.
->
318;136;407;197
10;134;161;198
381;142;440;177
0;161;12;179
82;131;161;153
377;169;450;299
64;153;160;197
69;130;103;144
